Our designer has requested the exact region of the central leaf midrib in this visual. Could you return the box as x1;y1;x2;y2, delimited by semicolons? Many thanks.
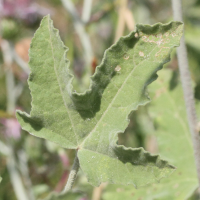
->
47;19;79;146
80;42;161;148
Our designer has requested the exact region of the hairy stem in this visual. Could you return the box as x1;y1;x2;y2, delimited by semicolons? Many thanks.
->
1;39;29;200
62;153;80;193
18;150;35;200
81;0;93;24
61;0;93;70
171;0;200;190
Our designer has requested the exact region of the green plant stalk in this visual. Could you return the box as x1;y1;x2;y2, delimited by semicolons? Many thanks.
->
81;0;93;23
61;154;80;193
1;40;29;200
61;0;93;75
171;0;200;191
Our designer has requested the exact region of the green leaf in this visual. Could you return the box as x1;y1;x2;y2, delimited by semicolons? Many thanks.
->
102;69;198;200
16;15;183;187
0;177;2;183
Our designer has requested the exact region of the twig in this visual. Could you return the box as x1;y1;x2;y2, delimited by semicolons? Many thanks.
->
61;154;80;194
6;147;29;200
0;140;10;156
82;0;93;24
14;83;24;100
91;183;107;200
114;0;127;42
171;0;200;190
61;0;93;72
12;48;30;74
1;39;30;200
18;150;35;200
124;9;135;31
1;40;15;113
114;0;135;42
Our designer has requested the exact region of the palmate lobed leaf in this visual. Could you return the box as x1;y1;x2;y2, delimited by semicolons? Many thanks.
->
16;15;183;187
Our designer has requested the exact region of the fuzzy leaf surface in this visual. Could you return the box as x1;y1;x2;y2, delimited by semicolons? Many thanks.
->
102;70;198;200
16;15;183;187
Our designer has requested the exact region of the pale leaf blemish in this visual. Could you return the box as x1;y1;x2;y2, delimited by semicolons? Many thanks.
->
139;51;144;57
116;188;124;192
164;38;170;43
164;32;169;37
142;36;148;42
157;33;162;38
156;40;163;46
139;31;143;36
123;54;129;60
142;36;147;40
155;47;170;57
135;33;139;38
115;65;121;72
172;32;177;37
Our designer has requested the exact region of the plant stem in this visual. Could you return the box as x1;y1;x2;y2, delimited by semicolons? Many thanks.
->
61;154;80;193
6;147;29;200
1;39;31;200
0;140;10;156
171;0;200;190
18;150;35;200
92;183;107;200
12;48;30;74
114;0;127;42
61;0;93;72
81;0;93;24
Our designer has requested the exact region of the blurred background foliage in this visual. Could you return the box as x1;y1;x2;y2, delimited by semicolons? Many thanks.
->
0;0;200;199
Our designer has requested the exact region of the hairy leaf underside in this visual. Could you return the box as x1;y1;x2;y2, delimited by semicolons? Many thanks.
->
16;15;183;187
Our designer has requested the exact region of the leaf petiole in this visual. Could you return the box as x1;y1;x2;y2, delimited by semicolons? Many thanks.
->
61;153;80;194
